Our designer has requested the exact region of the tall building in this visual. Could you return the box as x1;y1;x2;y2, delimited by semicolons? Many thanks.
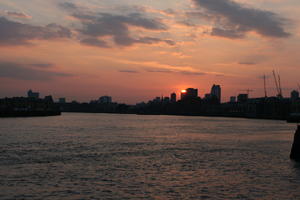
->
98;96;112;104
27;89;39;99
170;93;176;102
210;84;221;103
181;88;198;100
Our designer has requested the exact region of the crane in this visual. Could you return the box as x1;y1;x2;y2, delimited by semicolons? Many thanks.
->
278;74;283;98
272;70;283;98
263;74;267;98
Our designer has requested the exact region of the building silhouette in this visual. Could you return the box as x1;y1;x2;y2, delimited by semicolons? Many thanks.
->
230;96;236;103
291;90;299;101
237;94;248;103
98;96;112;104
211;84;221;103
170;93;176;102
44;95;53;103
27;89;39;99
163;97;170;103
59;98;66;104
181;88;198;100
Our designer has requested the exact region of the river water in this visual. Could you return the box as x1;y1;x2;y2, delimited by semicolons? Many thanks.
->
0;113;300;199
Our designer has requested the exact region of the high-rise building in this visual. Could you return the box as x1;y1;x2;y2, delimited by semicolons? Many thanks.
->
170;93;176;102
181;88;198;100
210;84;221;103
27;89;39;99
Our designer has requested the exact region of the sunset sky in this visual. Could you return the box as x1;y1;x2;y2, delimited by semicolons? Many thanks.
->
0;0;300;104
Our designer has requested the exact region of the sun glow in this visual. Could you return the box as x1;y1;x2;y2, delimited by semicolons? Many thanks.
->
181;89;187;93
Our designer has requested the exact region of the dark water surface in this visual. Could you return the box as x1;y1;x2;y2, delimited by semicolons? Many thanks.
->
1;113;300;199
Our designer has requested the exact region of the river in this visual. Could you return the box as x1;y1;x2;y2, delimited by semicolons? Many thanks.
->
0;113;299;199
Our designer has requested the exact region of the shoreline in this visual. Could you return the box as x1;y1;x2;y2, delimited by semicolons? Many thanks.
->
1;111;295;123
0;111;61;118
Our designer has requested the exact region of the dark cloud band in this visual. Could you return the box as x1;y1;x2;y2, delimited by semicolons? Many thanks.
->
0;62;71;80
192;0;290;39
0;17;71;46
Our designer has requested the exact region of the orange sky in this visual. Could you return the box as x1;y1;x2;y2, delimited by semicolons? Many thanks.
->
0;0;300;104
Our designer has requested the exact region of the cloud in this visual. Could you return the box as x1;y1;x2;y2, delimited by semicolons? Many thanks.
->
145;68;173;73
59;2;174;47
145;68;206;76
80;37;109;48
192;0;290;39
30;63;55;68
180;71;206;76
0;17;71;46
5;11;32;19
144;67;206;76
119;70;139;73
238;61;256;65
59;2;80;11
211;27;243;39
76;12;168;46
238;55;266;65
0;62;71;80
136;37;175;46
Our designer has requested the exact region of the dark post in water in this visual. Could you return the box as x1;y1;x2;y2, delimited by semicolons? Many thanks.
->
290;125;300;161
